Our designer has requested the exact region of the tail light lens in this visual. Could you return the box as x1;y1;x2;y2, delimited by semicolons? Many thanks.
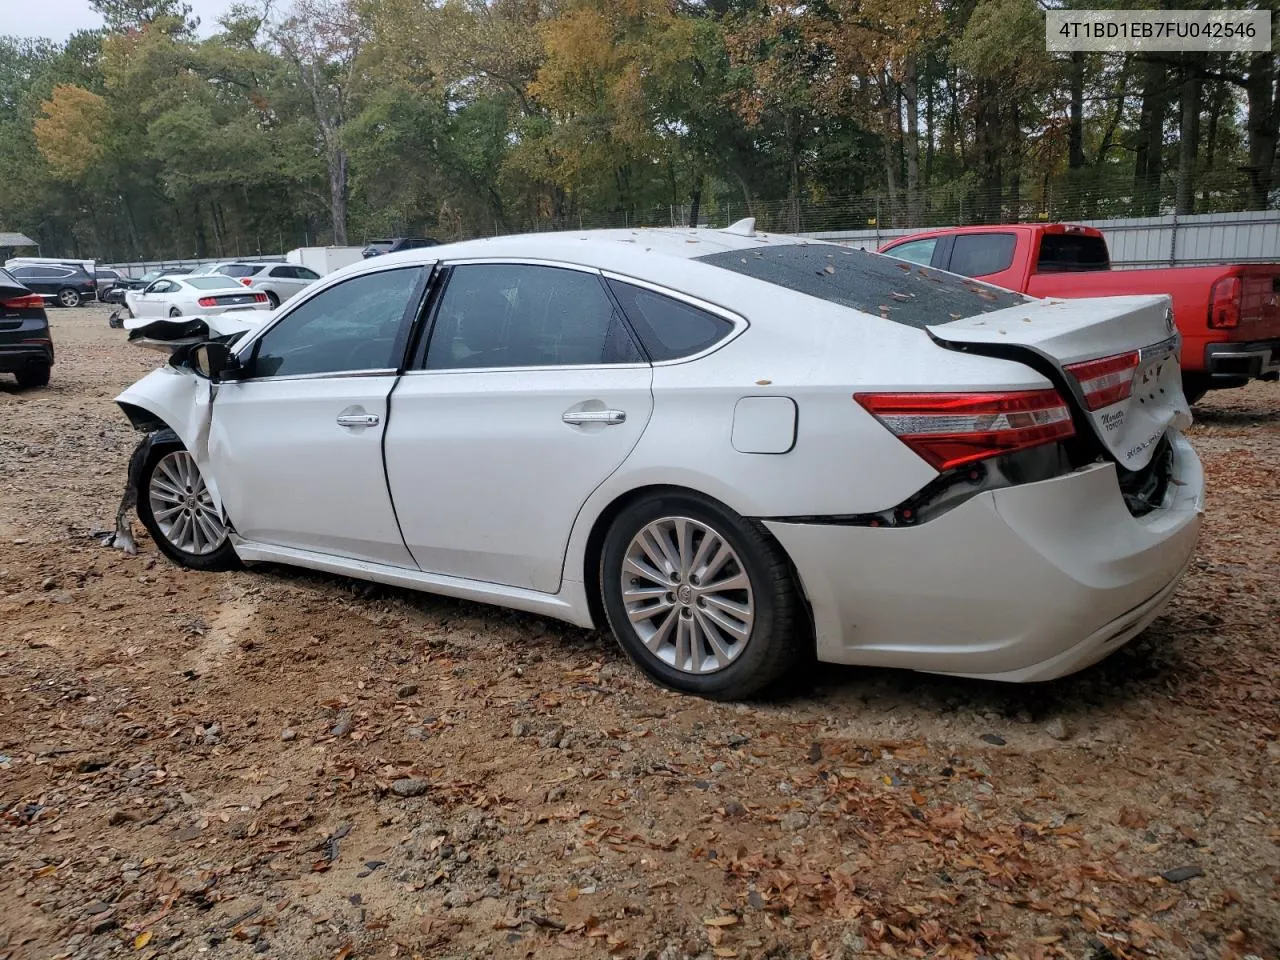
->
198;296;217;307
854;390;1076;472
1;294;45;309
240;278;253;287
1063;350;1140;411
254;293;268;303
1208;276;1241;329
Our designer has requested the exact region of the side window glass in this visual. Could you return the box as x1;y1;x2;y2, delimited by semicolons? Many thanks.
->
948;234;1017;277
606;280;735;361
250;267;425;378
883;238;937;266
423;264;642;370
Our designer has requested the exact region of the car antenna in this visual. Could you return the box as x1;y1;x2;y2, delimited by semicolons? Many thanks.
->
721;217;757;237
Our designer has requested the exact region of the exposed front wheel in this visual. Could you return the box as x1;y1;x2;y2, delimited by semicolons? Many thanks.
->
15;364;50;388
136;440;238;571
599;491;802;699
169;307;182;318
266;291;280;308
57;288;81;308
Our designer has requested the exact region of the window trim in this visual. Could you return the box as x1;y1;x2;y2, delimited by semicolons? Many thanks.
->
406;258;649;375
599;270;747;367
232;263;433;383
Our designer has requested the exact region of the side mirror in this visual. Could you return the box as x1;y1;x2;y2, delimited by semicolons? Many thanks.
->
190;341;242;382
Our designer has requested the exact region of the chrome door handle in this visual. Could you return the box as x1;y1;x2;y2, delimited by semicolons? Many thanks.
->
336;413;380;427
563;410;626;426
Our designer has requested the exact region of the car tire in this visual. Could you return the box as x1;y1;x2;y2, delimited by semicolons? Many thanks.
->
599;490;802;700
136;438;238;571
15;364;51;388
169;307;182;318
57;288;81;308
265;291;280;308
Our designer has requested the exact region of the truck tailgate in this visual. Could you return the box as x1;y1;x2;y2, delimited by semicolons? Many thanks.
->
1233;266;1280;340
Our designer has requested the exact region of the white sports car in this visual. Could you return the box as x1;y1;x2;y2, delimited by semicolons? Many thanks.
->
112;222;1204;699
124;275;273;319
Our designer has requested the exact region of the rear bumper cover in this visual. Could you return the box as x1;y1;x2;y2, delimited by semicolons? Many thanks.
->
765;431;1204;682
0;344;54;371
1204;338;1280;383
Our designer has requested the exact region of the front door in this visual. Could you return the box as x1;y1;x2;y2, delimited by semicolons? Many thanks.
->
206;264;430;565
384;261;654;593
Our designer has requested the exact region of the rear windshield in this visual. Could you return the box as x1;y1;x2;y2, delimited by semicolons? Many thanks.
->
696;243;1030;328
219;264;264;277
1036;233;1110;273
186;276;243;289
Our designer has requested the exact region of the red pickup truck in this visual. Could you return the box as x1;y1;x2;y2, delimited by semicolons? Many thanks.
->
878;223;1280;403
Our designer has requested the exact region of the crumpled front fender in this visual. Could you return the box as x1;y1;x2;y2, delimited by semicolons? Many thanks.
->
115;367;222;513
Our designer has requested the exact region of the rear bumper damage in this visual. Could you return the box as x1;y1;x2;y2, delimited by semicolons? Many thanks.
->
766;431;1204;682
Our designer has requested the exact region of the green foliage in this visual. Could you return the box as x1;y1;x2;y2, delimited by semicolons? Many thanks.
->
0;0;1272;259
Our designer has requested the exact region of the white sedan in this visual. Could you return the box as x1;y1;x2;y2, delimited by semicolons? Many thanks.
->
112;223;1204;699
124;275;273;319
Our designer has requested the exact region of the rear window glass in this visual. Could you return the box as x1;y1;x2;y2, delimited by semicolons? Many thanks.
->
949;233;1016;276
1036;234;1110;273
696;243;1029;328
220;264;264;277
187;277;241;289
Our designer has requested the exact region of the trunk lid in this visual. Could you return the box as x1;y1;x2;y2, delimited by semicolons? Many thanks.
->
928;293;1191;471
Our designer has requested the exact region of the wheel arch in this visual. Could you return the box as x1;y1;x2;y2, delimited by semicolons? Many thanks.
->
576;483;815;648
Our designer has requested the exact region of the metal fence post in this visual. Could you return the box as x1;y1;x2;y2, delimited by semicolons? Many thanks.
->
1169;211;1179;266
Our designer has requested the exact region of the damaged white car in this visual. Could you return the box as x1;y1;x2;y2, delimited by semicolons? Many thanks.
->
110;225;1204;699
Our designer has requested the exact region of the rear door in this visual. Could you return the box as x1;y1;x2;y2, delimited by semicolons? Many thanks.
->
941;231;1023;289
383;261;654;592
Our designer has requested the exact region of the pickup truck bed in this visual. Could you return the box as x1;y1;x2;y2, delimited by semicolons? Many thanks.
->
878;224;1280;402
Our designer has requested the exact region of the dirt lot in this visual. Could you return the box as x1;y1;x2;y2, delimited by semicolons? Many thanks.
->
1;303;1277;960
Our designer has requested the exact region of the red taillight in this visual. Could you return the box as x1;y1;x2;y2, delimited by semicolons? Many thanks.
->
240;278;253;287
198;296;217;307
1;294;45;309
1208;273;1239;330
854;390;1076;471
1208;276;1241;329
1063;350;1140;411
254;293;268;303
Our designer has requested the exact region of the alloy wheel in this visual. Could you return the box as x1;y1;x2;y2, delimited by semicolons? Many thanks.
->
620;516;754;675
58;289;80;307
148;451;227;556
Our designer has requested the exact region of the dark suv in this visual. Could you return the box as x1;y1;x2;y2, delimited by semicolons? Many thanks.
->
0;269;53;388
361;237;440;258
7;263;97;307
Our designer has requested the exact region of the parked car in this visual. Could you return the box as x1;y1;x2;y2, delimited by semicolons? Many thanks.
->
361;237;440;258
878;223;1280;403
95;268;125;298
105;267;195;304
124;275;273;319
234;262;322;306
7;262;97;307
0;268;53;388
113;223;1203;700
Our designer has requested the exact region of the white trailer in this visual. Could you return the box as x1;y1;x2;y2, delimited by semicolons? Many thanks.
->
285;246;365;275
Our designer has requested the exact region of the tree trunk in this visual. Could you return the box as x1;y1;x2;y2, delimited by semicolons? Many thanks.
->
1244;51;1279;209
1068;51;1085;169
1176;62;1201;216
193;198;209;258
924;64;935;187
329;147;349;245
1203;84;1223;206
688;181;702;228
1134;59;1167;216
903;58;922;226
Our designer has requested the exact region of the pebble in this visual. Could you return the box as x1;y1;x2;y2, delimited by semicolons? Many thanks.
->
710;761;727;774
280;728;296;742
442;889;467;908
539;725;566;748
331;711;354;737
41;577;56;590
780;810;810;831
511;720;530;738
1161;864;1205;883
397;683;419;699
980;733;1007;746
1044;717;1071;741
723;800;747;818
392;778;429;798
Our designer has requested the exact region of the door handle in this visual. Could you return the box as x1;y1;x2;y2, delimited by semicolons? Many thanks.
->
563;409;626;426
336;413;380;428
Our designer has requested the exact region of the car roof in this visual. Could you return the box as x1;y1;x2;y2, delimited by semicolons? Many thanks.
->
363;226;822;273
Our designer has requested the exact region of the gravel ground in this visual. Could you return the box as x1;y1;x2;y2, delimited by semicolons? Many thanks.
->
1;304;1278;960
